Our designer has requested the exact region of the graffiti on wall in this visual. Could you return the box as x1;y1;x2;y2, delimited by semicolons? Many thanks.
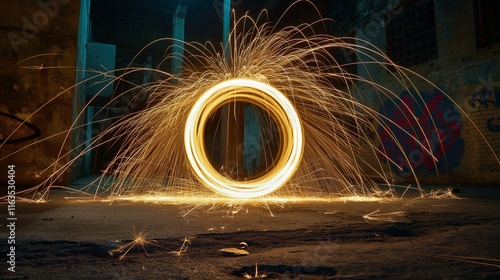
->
429;60;499;133
487;117;500;132
468;86;500;133
378;89;464;177
468;87;499;108
0;112;41;144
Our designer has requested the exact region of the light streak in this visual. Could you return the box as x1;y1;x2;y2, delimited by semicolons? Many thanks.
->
111;195;385;204
2;2;497;203
184;79;303;198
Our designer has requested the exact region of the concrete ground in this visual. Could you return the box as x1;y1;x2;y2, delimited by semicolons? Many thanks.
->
2;184;500;279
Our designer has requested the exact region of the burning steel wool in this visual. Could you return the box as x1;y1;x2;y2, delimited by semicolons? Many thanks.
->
2;2;497;203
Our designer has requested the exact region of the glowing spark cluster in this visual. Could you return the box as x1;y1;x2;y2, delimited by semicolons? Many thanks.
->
184;79;303;198
2;1;497;202
94;15;398;199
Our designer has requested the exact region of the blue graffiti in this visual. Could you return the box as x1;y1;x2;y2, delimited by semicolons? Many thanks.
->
487;118;500;132
468;87;499;108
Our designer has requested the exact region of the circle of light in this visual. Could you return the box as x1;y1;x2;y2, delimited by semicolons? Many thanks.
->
184;78;304;198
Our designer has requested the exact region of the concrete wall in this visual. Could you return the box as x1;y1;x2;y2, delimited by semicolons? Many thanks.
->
0;0;81;186
334;0;500;185
69;0;91;182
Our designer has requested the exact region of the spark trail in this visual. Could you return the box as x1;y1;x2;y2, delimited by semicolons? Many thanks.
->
2;2;497;202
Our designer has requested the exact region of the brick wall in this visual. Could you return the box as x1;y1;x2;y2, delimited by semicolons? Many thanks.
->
344;0;500;185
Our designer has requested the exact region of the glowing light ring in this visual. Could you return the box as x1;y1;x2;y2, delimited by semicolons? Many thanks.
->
184;79;303;198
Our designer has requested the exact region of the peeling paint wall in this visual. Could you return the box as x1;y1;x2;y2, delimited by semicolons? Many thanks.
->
0;0;81;186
